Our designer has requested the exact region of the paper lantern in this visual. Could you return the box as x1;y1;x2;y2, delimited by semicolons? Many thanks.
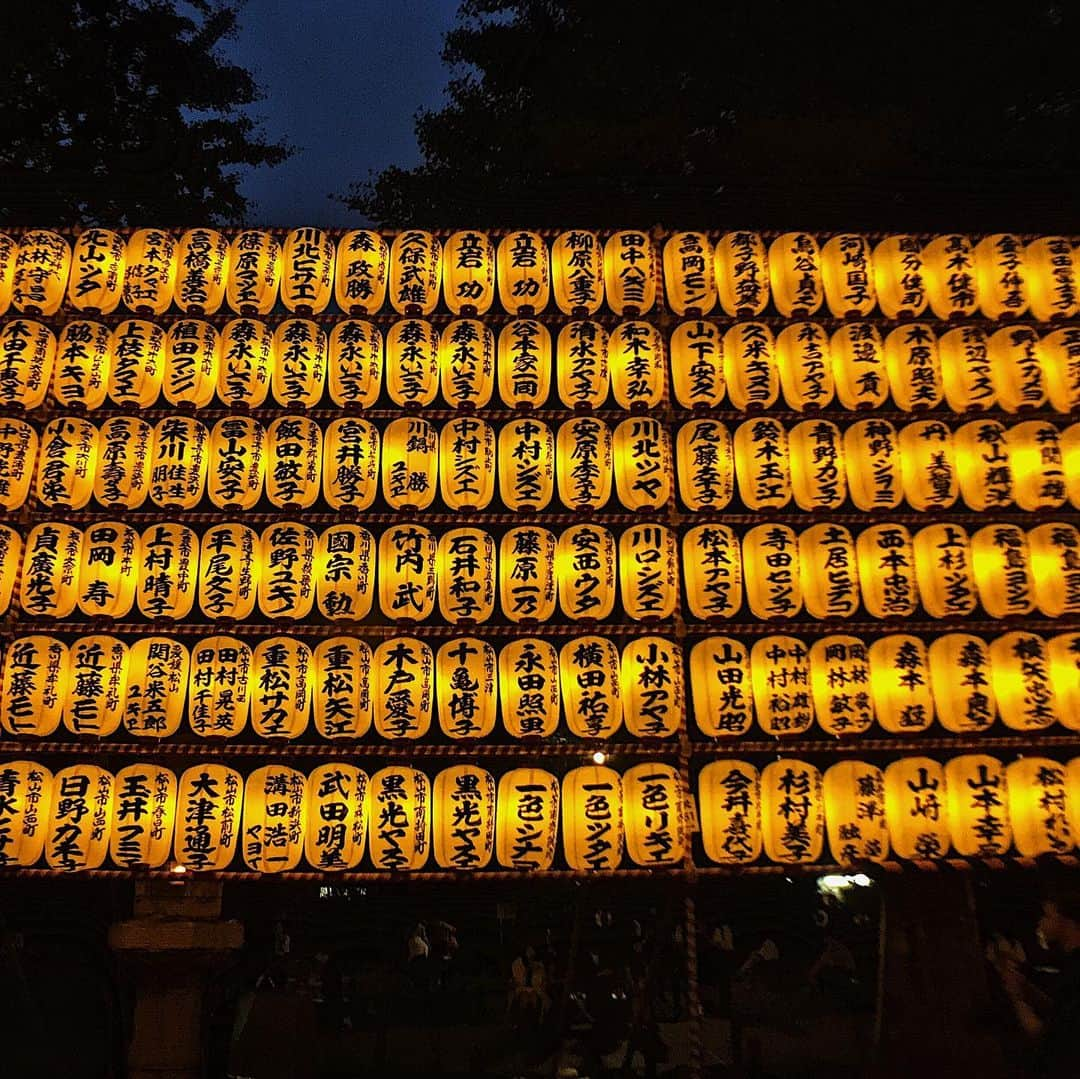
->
373;637;433;740
1007;421;1067;511
369;765;431;870
188;636;251;737
884;757;949;861
1048;634;1080;731
272;318;327;407
609;321;665;409
945;755;1010;858
378;525;436;621
265;415;322;509
623;763;684;867
562;766;623;871
821;234;876;317
251;637;312;739
432;765;495;870
121;229;176;314
1026;523;1080;617
620;636;684;738
1007;758;1072;857
974;234;1028;319
954;419;1013;510
258;522;316;620
923;234;977;318
831;323;887;410
911;523;976;619
440;415;496;510
438;318;494;408
619;524;677;621
207;416;265;511
869;636;933;733
991;631;1057;731
175;228;229;314
768;232;822;316
108;318;165;406
497;231;550;314
335;229;388;314
495;768;559;871
174;764;243;870
12;230;70;315
988;326;1046;412
313;637;373;739
557;523;616;621
138;523;199;620
63;635;127;736
1041;328;1080;414
788;420;846;510
389;230;441;315
109;764;176;870
280;227;334;314
0;234;14;314
823;761;888;864
316;525;375;622
199;524;260;620
556;416;612;512
53;319;111;409
499;418;555;511
437;527;496;623
670;320;723;408
560;636;622;739
613;417;672;511
123;637;189;738
1067;761;1080;848
497;319;551;408
0;525;20;614
928;634;995;733
885;324;942;411
1;636;68;736
499;638;559;738
689;637;753;737
0;418;36;510
557;320;609;408
799;524;859;620
163;319;219;407
0;761;53;866
899;420;957;511
95;415;153;509
1025;237;1078;321
776;322;834;411
843;419;902;511
698;761;760;864
603;230;655;315
20;523;82;618
676;419;734;511
664;232;716;315
552;230;603;316
742;525;802;620
750;636;813;736
971;524;1034;618
36;416;97;509
149;416;209;509
715;232;768;316
436;638;497;739
443;230;495;315
323;417;379;511
45;765;112;872
77;522;140;618
939;327;994;411
873;235;928;319
306;764;369;871
0;319;55;408
225;229;281;315
241;766;307;873
1066;423;1080;508
500;526;558;625
722;322;777;410
218;318;273;409
327;319;383;408
682;524;741;620
809;637;873;737
733;418;790;511
760;759;823;864
382;416;438;510
386;318;439;407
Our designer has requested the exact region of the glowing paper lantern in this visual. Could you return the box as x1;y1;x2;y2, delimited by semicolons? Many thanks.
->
369;766;431;870
0;418;36;510
1006;758;1072;858
776;322;834;411
945;755;1010;858
272;318;327;407
20;523;82;618
715;231;768;316
281;227;334;313
12;230;70;315
306;764;369;871
258;522;316;620
821;234;876;317
971;524;1034;618
386;318;439;407
823;761;888;864
619;524;677;621
869;636;933;733
174;228;228;314
843;419;902;511
95;415;152;509
1041;329;1080;414
760;759;823;864
670;320;723;408
437;527;496;624
313;637;373;739
110;764;176;870
722;322;777;410
149;416;209;509
335;229;388;315
496;768;559;871
198;524;261;620
873;235;928;318
682;524;741;620
77;522;140;618
436;638;497;739
809;636;873;737
742;525;802;620
831;323;887;410
439;319;495;408
174;764;243;870
664;232;716;315
219;318;273;409
1;636;68;736
603;230;655;315
328;320;383;408
499;418;555;511
122;229;176;314
433;764;495;869
123;637;189;738
899;419;957;511
1029;523;1080;617
733;418;790;511
885;324;942;411
928;634;996;733
1066;423;1080;508
954;419;1013;511
789;420;846;510
990;632;1057;731
799;524;858;621
1007;421;1066;511
53;319;111;409
438;415;494;510
499;525;557;623
698;761;760;865
623;762;684;867
226;229;281;315
620;636;684;738
207;416;265;511
0;526;20;613
689;637;753;737
885;757;949;861
316;525;375;622
988;326;1046;412
443;230;495;315
0;235;16;316
609;321;665;409
557;320;609;408
676;419;734;512
498;319;551;408
138;523;199;621
768;232;822;316
552;230;603;316
382;416;438;510
378;525;436;622
251;637;312;738
373;636;434;740
0;319;55;408
323;417;379;511
562;766;623;871
389;230;441;315
499;638;559;738
265;415;322;509
923;234;977;319
750;636;813;736
939;327;994;411
188;636;251;737
912;523;977;619
45;765;113;872
974;233;1028;319
63;635;127;736
1048;634;1080;731
559;636;622;739
36;416;97;509
1025;237;1078;321
613;417;671;511
0;761;53;866
497;231;550;314
557;523;616;622
242;766;306;873
557;416;612;512
163;319;219;407
108;318;165;406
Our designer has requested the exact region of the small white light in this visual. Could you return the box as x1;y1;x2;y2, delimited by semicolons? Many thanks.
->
819;874;849;889
592;751;607;765
169;861;188;876
852;873;871;888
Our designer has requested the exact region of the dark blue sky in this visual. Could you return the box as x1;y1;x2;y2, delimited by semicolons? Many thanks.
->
222;0;462;226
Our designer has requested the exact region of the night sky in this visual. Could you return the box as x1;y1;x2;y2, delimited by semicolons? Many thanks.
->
222;0;461;226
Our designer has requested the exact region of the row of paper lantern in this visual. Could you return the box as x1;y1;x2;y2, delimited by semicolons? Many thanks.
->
1;412;1076;516
0;315;1075;415
3;228;1078;322
1;628;1075;742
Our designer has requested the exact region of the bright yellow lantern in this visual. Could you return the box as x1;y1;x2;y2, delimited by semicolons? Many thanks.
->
722;322;777;410
280;227;334;313
122;229;176;314
620;636;684;738
954;419;1013;510
604;230;656;315
1;636;68;737
821;234;876;317
971;524;1035;618
188;636;252;737
0;319;54;409
923;234;977;319
557;523;616;621
435;638;497;739
499;525;557;623
670;320;724;408
809;637;873;737
676;419;734;511
988;326;1046;412
768;232;822;317
0;525;20;614
316;525;375;622
440;415;495;510
912;523;977;619
974;233;1028;319
443;230;495;315
108;318;165;406
20;523;82;618
306;764;369;870
823;761;888;864
242;766;307;873
386;318;439;407
944;755;1011;857
378;525;437;621
0;417;36;510
799;524;859;620
94;415;153;509
226;229;281;315
440;319;495;408
251;637;313;739
218;318;273;409
689;637;753;737
990;631;1057;731
562;766;623;871
369;766;431;871
0;234;17;314
831;323;887;410
1025;237;1078;321
760;760;823;864
682;524;742;620
175;228;229;314
437;527;497;623
258;522;316;620
885;324;942;411
323;417;380;511
788;419;846;510
559;636;623;739
45;765;113;872
1006;758;1072;857
884;757;949;861
313;637;374;739
498;319;551;408
733;418;790;510
63;635;128;736
174;764;243;870
873;235;928;318
123;637;189;738
928;634;996;733
433;764;495;869
557;416;613;512
496;768;560;870
272;318;327;407
265;415;322;509
609;321;665;409
373;636;434;740
1065;423;1080;508
335;230;388;314
843;419;902;511
382;416;438;510
499;418;555;511
12;229;70;315
698;761;760;865
149;416;209;509
198;523;261;620
619;524;678;621
328;320;383;407
776;322;834;411
714;232;769;316
899;419;957;511
163;319;219;407
389;230;441;315
138;523;199;621
937;327;993;411
623;762;684;867
663;232;716;315
1040;328;1080;414
499;638;560;738
1026;523;1080;617
868;635;934;733
497;231;550;314
0;761;53;867
557;320;609;408
35;416;97;509
77;522;140;618
1007;420;1066;511
110;764;177;870
742;525;802;621
552;230;603;315
53;319;111;410
207;416;265;511
750;636;813;736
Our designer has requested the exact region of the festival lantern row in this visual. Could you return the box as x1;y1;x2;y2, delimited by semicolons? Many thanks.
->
3;228;1078;322
0;314;1076;416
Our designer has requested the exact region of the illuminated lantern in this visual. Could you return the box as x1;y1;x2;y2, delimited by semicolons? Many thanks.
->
188;636;252;737
733;418;790;511
499;638;559;738
258;522;316;620
799;524;859;620
440;415;495;510
621;636;684;738
0;234;17;314
439;319;495;407
122;229;176;314
923;234;978;318
1029;523;1080;617
219;318;273;408
619;524;678;621
433;765;495;870
498;319;551;408
45;765;113;872
496;768;559;871
335;229;388;314
991;631;1057;731
386;318;439;407
499;418;555;511
328;320;383;407
1069;761;1080;845
552;230;603;315
912;524;977;619
306;764;369;871
12;229;70;315
138;523;199;621
885;324;942;411
108;318;165;407
1007;421;1066;511
604;230;655;315
382;416;438;510
810;636;873;737
323;417;379;511
873;235;928;318
389;230;441;315
715;232;768;316
174;764;243;870
0;319;54;409
251;637;312;739
776;322;834;411
497;231;550;314
1041;329;1080;414
929;634;996;733
226;229;281;315
899;419;957;511
198;523;261;620
751;636;813;736
499;526;556;623
664;232;715;315
53;319;111;409
1048;634;1080;731
207;416;265;511
1066;423;1080;508
768;232;822;316
280;227;334;313
163;319;219;407
272;318;327;407
623;763;685;867
690;637;753;737
20;523;82;618
77;522;140;618
437;527;496;623
676;419;733;512
1007;758;1072;857
831;323;887;410
63;635;128;736
123;637;189;738
378;525;436;622
823;761;888;864
149;416;209;509
265;415;322;509
369;766;431;871
698;761;760;865
821;234;876;317
954;419;1013;510
971;524;1034;618
843;419;902;511
436;639;497;739
0;761;53;866
670;320;723;408
110;764;176;870
1;636;68;736
939;327;995;411
557;523;616;622
789;420;846;510
869;636;933;733
94;416;152;509
609;321;665;409
742;525;802;620
722;322;777;410
1025;237;1078;321
614;417;671;511
174;228;229;314
557;321;609;408
242;766;306;873
557;416;613;511
682;524;741;620
36;416;97;509
945;755;1010;858
974;233;1028;319
760;759;823;864
560;636;622;739
313;637;373;739
987;326;1046;411
0;525;20;613
562;766;623;871
316;525;375;622
885;757;949;861
0;418;37;510
443;230;495;315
